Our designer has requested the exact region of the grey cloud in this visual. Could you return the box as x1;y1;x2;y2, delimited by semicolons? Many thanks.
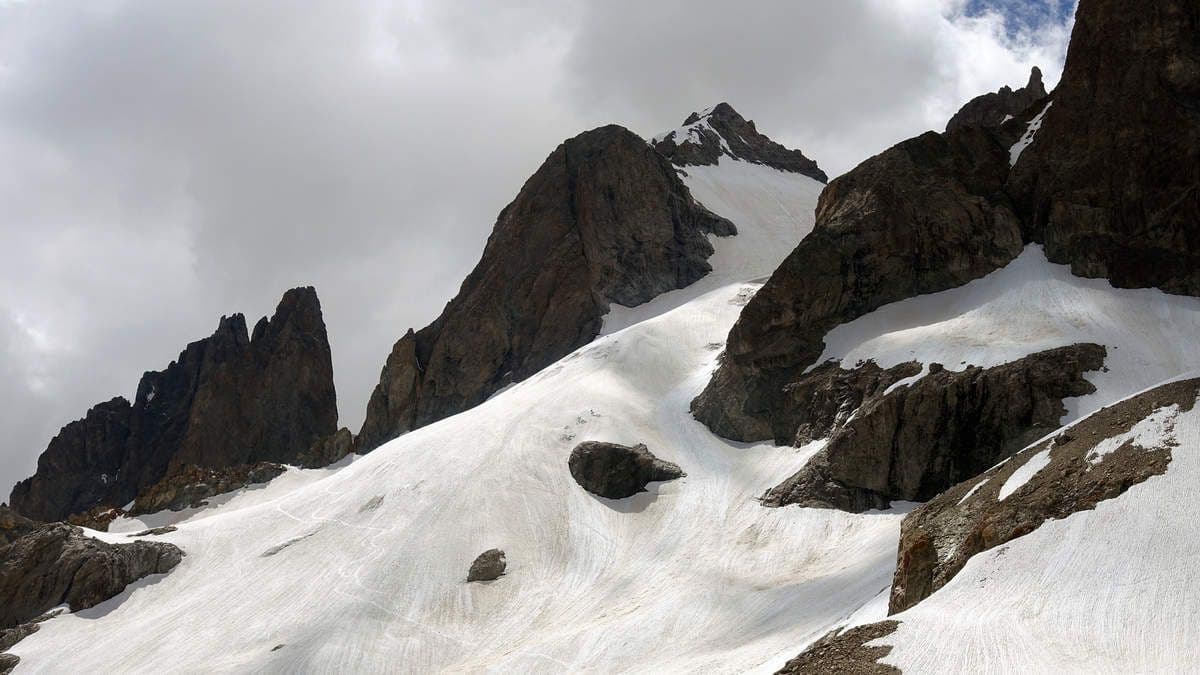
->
0;0;1072;498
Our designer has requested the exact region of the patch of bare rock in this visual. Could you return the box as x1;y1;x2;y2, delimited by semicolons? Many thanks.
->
775;621;901;674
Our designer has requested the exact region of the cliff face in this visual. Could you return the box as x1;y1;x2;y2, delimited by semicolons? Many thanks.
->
692;0;1200;493
10;287;338;522
357;125;734;451
1009;0;1200;294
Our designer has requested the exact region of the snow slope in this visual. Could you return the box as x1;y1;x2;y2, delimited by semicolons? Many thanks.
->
13;157;903;674
817;246;1200;421
602;159;823;334
879;388;1200;673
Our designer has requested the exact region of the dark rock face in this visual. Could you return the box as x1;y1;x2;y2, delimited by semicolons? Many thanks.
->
357;125;734;452
888;377;1193;614
568;441;684;499
0;505;38;547
297;427;356;468
1009;0;1200;295
653;102;828;182
946;66;1047;131
776;621;901;675
10;287;338;522
129;462;287;515
692;126;1024;443
0;522;183;629
763;344;1105;512
466;549;507;582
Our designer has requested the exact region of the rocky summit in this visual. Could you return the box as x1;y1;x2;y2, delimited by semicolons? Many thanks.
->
356;124;734;452
653;102;828;182
945;66;1047;131
9;287;338;522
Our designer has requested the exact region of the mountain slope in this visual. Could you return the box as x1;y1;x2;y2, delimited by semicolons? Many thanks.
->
9;155;892;674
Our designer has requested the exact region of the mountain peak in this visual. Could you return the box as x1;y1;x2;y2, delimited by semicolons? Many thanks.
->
946;65;1049;131
652;103;827;182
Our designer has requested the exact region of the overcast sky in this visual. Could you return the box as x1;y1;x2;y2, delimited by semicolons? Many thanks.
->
0;0;1075;499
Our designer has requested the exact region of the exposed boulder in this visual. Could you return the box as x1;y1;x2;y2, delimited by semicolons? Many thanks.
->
0;522;183;629
692;125;1024;443
297;427;356;469
946;66;1047;131
1009;0;1200;295
357;125;735;452
10;287;338;522
128;462;287;515
0;652;17;674
775;621;901;675
568;441;684;499
130;526;177;537
888;377;1195;614
653;102;828;182
763;344;1105;512
466;549;507;582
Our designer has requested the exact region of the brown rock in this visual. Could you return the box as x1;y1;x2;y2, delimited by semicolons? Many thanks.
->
129;462;286;515
653;102;828;182
0;522;183;630
297;427;356;469
466;549;507;582
10;287;338;522
946;66;1047;131
889;377;1195;614
776;620;901;674
762;344;1105;512
357;125;734;452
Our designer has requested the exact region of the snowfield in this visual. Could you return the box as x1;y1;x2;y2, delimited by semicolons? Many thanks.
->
13;152;1200;673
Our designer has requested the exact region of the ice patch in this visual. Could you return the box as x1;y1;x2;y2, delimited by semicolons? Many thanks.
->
998;448;1052;500
1009;101;1052;166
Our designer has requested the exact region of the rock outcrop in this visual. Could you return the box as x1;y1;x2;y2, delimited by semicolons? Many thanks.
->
10;287;338;522
888;377;1195;614
568;441;684;499
776;621;901;675
0;521;183;629
762;344;1105;512
357;125;735;452
653;102;828;182
692;124;1025;443
946;66;1047;131
128;462;287;515
466;549;507;582
1009;0;1200;295
297;427;356;469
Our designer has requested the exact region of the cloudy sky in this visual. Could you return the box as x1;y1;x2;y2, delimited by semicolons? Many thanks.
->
0;0;1075;498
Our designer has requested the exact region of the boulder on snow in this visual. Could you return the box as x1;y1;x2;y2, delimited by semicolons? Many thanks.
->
776;620;901;674
568;442;684;499
467;549;507;582
0;652;18;674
